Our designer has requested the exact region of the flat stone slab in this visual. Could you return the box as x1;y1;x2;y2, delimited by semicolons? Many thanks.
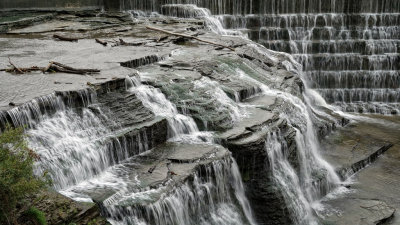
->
218;94;278;143
219;107;275;141
0;35;173;111
322;123;392;175
320;115;400;224
167;143;221;163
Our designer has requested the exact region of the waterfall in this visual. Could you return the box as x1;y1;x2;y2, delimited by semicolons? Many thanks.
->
118;1;354;223
122;0;400;115
214;4;400;114
23;74;256;225
193;77;245;124
122;75;256;225
229;48;341;224
29;108;118;190
264;131;316;225
160;4;241;35
104;158;256;225
125;75;211;143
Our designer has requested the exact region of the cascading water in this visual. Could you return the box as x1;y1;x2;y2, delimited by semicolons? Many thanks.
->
121;74;256;225
160;4;241;35
264;131;316;225
231;56;341;224
125;75;211;142
24;74;256;224
123;0;400;114
8;1;394;224
213;1;400;114
104;158;256;225
121;2;344;222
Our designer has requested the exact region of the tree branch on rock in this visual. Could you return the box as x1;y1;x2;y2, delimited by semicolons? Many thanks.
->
146;26;235;51
1;60;100;75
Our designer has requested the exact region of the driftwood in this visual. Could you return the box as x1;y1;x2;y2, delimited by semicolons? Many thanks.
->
8;57;24;74
95;38;108;46
50;61;100;75
1;60;100;75
146;26;235;51
53;34;79;42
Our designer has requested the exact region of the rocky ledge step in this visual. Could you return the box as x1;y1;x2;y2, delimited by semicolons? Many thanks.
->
101;143;240;225
100;117;169;167
0;13;55;33
120;54;168;68
82;142;230;204
322;122;394;180
216;94;297;225
320;198;395;225
338;143;393;180
0;77;129;130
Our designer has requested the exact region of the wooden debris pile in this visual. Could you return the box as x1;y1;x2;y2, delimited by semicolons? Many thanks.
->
1;58;100;75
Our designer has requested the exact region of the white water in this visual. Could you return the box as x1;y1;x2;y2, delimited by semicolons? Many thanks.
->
104;158;256;225
217;11;400;114
265;131;316;225
125;75;213;143
16;2;375;225
22;73;256;225
163;4;242;36
117;75;256;225
229;43;341;224
137;4;343;223
193;76;245;124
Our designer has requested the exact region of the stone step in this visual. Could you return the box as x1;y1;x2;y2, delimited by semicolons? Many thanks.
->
306;70;400;89
320;198;395;225
220;13;400;30
331;102;400;114
62;142;230;204
316;88;400;103
249;26;400;41
322;120;395;176
121;54;167;69
121;0;400;14
319;116;400;225
259;39;400;54
295;54;400;71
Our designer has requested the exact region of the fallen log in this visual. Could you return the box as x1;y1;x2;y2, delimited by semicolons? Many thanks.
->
1;61;100;75
146;26;235;51
95;38;107;46
50;61;100;74
53;34;79;42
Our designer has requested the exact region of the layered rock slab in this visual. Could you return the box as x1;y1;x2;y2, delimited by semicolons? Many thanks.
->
320;115;400;224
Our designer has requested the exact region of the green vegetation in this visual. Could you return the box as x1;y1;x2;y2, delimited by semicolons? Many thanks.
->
0;126;48;225
23;207;47;225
